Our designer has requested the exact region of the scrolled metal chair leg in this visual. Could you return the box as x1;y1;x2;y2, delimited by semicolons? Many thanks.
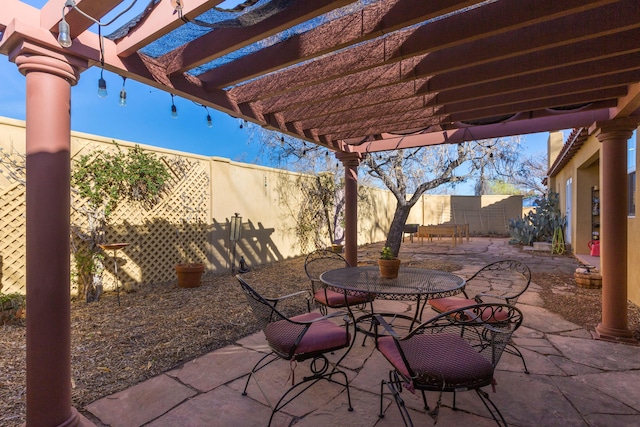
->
379;371;414;426
476;388;508;426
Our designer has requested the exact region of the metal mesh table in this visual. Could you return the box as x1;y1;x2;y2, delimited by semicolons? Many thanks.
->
320;266;466;331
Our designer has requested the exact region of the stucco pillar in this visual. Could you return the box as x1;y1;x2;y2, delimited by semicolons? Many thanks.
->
15;54;83;426
335;152;361;266
593;118;638;342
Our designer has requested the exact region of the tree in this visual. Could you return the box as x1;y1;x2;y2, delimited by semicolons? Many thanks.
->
362;137;522;256
248;126;523;257
485;180;522;195
251;127;369;251
509;152;549;197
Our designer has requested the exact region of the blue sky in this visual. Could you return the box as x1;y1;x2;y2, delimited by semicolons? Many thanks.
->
1;0;554;176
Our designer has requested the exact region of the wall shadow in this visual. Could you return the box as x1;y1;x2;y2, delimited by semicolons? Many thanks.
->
89;216;285;290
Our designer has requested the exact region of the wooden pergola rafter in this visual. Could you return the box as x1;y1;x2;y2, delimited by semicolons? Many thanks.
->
2;0;639;149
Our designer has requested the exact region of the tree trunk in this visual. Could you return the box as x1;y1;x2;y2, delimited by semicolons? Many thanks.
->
385;203;413;257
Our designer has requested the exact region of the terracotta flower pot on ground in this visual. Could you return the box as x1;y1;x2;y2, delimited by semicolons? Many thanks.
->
378;258;401;279
175;263;205;288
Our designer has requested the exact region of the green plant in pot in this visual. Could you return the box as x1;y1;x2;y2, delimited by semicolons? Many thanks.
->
378;246;401;279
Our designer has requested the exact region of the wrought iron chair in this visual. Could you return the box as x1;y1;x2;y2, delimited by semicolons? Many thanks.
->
236;275;354;426
428;259;531;373
375;303;523;427
304;249;376;315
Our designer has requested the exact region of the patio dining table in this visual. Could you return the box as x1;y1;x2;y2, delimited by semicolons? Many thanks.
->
320;265;466;333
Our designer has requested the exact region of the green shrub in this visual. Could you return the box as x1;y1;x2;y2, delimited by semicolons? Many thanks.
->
0;292;25;323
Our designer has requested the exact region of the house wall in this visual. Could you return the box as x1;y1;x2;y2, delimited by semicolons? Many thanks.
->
549;129;640;307
549;136;600;255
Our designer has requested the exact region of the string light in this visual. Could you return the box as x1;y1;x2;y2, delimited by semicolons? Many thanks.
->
119;77;127;106
57;18;72;48
170;94;178;118
57;0;139;48
203;106;212;128
97;69;107;98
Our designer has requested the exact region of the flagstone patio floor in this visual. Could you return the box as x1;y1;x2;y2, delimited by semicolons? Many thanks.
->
81;238;640;427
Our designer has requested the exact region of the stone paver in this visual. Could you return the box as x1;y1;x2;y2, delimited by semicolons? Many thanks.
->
85;374;197;427
85;237;640;427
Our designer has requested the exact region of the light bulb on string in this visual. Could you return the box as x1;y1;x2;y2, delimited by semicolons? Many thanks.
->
119;77;127;106
97;69;107;98
57;19;72;47
202;105;212;128
170;94;178;118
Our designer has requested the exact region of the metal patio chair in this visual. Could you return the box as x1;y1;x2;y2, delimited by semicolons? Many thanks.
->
375;303;523;427
428;259;531;373
236;275;354;426
304;249;376;315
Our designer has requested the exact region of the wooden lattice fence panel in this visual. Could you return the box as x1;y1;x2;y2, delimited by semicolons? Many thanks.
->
0;183;26;294
96;154;211;291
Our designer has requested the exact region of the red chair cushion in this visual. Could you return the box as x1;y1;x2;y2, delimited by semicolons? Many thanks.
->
314;288;372;307
265;312;350;358
428;297;476;313
378;333;493;389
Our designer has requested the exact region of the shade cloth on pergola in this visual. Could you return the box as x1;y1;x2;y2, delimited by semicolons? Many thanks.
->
1;1;640;426
2;0;639;151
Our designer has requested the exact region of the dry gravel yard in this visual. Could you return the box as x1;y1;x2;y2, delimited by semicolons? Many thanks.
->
1;247;639;426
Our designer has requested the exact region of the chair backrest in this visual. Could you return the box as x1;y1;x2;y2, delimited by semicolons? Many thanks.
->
236;275;290;331
400;303;523;389
467;260;531;305
236;275;343;360
304;249;351;288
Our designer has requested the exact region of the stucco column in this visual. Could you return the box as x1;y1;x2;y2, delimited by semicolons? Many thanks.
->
335;152;361;266
15;54;83;426
593;118;638;342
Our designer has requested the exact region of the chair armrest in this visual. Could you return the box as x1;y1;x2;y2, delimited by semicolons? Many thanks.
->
474;293;507;303
290;310;350;325
266;290;312;312
264;290;311;303
373;314;401;339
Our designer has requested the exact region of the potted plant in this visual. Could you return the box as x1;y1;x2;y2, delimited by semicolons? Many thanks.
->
378;246;401;279
175;262;205;288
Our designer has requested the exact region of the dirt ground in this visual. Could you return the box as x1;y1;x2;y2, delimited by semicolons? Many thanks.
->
1;251;639;427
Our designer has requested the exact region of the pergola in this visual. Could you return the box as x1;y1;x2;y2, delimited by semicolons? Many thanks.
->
1;1;640;425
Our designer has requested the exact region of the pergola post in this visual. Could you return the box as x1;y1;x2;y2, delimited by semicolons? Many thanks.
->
335;152;361;266
593;117;638;343
14;53;85;427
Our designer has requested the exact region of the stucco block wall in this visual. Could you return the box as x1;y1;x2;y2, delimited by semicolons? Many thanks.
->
415;194;522;235
0;117;400;294
1;117;521;295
